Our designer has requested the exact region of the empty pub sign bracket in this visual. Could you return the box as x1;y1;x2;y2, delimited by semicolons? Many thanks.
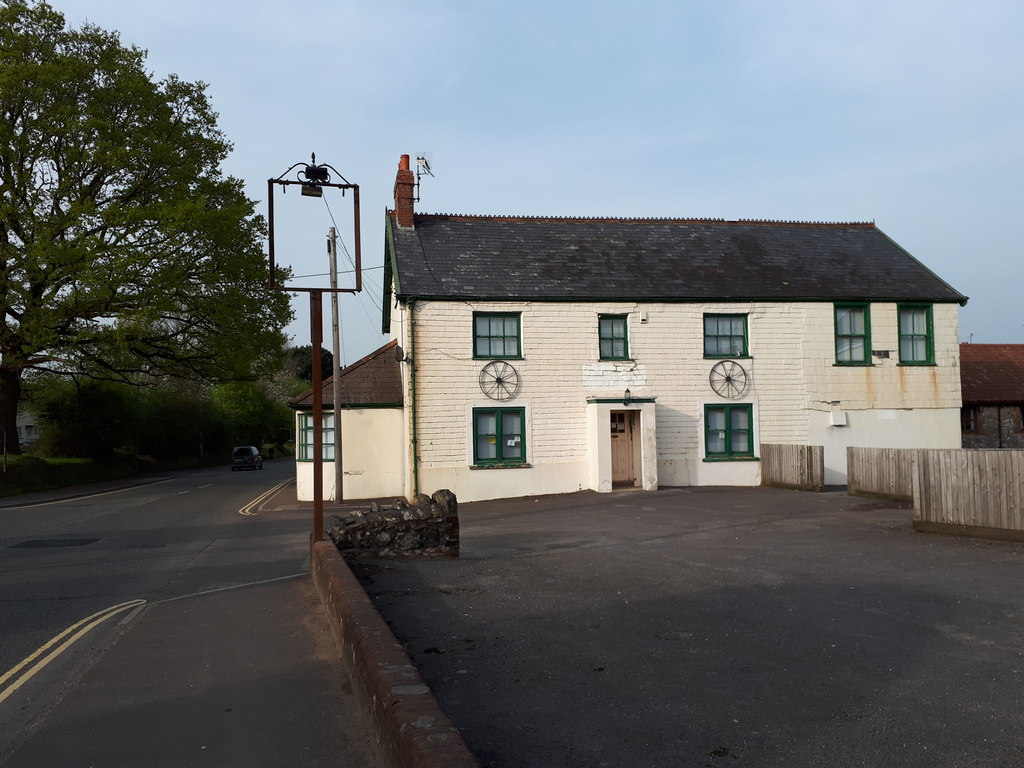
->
266;153;362;295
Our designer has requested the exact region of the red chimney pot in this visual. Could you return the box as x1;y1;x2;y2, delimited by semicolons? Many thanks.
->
393;154;416;229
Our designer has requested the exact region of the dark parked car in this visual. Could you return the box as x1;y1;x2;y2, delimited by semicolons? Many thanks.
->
230;445;263;471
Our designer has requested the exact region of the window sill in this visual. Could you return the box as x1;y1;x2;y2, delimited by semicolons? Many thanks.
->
470;463;532;470
896;362;936;367
598;358;634;363
704;355;751;360
702;456;760;462
833;362;874;367
473;356;524;361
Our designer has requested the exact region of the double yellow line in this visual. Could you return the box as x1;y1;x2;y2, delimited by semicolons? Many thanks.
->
238;479;292;516
0;599;147;704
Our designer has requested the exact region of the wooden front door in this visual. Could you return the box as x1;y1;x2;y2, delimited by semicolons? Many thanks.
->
611;411;636;487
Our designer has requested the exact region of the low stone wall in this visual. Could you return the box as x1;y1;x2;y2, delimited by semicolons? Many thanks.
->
329;489;459;557
310;539;479;767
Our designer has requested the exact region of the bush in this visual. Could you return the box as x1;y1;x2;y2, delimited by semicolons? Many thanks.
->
0;454;138;497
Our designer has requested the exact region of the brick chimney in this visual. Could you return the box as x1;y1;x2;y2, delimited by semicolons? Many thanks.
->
393;154;415;229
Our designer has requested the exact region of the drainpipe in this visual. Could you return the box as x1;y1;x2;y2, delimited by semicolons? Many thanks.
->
408;300;420;499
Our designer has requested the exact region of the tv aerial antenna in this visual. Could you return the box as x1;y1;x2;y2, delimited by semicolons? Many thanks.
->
415;153;433;202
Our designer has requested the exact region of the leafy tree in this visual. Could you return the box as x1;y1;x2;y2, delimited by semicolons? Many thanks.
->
0;1;292;453
285;344;334;383
32;378;133;460
211;380;292;448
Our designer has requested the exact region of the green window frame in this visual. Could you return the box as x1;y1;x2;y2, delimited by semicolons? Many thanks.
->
898;304;934;365
704;404;754;460
473;407;526;467
297;412;335;461
834;303;872;365
704;314;748;358
598;314;629;360
473;312;522;359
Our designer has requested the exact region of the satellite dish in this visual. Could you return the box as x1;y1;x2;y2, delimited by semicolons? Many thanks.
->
394;344;405;363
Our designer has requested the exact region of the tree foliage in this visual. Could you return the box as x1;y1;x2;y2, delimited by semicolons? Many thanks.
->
285;344;334;383
0;1;292;451
30;376;293;462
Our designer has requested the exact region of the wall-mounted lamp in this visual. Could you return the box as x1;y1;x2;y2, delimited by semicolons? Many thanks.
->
623;388;632;406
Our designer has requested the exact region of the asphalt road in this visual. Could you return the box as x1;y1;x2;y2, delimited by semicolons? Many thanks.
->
0;460;383;767
355;487;1024;768
0;461;293;675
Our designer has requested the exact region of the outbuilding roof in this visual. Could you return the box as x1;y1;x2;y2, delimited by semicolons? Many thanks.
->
386;214;967;305
290;340;403;409
960;344;1024;405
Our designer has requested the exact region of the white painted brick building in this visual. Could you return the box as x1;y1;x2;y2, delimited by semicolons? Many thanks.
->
378;155;967;502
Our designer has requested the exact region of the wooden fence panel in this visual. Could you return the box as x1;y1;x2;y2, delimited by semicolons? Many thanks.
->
912;449;1024;537
847;447;916;501
759;444;824;492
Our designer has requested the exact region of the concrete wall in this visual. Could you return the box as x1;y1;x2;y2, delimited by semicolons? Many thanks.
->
812;408;962;485
296;407;405;502
390;299;962;502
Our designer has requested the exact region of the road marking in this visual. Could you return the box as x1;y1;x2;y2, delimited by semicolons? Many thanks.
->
154;572;307;604
0;599;147;704
238;479;292;516
1;480;173;509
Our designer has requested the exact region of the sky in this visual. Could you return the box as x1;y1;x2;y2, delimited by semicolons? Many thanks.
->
60;0;1024;363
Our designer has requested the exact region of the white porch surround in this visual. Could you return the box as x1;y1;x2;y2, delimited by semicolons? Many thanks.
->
585;399;658;493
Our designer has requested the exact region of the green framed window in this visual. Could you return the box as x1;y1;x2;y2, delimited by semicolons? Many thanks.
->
297;412;335;461
834;303;871;364
898;304;934;364
599;314;629;360
474;312;521;359
704;404;754;459
704;314;748;358
473;407;525;466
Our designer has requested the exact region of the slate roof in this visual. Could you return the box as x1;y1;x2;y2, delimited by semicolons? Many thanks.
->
960;344;1024;405
290;340;403;409
387;214;967;304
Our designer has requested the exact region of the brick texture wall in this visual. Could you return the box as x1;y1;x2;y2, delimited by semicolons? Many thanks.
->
396;298;961;492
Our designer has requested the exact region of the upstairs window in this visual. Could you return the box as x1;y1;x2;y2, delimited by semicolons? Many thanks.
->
898;304;934;365
834;303;871;365
599;314;629;360
704;314;748;358
474;312;521;359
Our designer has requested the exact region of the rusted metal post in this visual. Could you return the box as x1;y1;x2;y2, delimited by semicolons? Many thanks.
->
311;289;325;541
267;179;277;289
265;156;362;542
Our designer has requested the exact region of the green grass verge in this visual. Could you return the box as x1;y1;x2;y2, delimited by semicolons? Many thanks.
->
0;454;142;498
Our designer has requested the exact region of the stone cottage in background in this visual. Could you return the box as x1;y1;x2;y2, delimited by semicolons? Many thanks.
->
959;343;1024;449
